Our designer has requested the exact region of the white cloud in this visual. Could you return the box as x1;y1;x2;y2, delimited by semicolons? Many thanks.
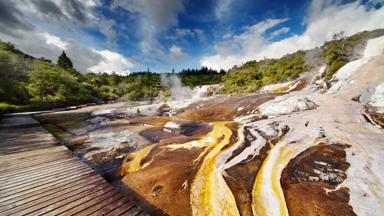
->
112;0;184;53
170;28;206;43
20;0;99;24
88;50;135;75
169;45;188;60
201;18;289;69
201;0;384;70
194;28;207;43
17;0;118;47
270;27;290;38
0;0;136;74
44;33;69;50
173;28;195;39
0;28;135;74
370;0;384;4
215;0;235;19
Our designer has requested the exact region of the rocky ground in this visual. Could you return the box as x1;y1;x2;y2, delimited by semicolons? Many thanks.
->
34;36;384;216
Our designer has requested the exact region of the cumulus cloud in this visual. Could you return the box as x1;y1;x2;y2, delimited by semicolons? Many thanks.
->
17;0;119;47
169;45;188;60
32;0;93;23
215;0;235;19
23;0;99;25
170;28;206;43
0;0;135;74
194;28;207;43
88;50;135;75
112;0;184;53
0;28;135;74
201;0;384;70
270;27;290;38
0;1;34;37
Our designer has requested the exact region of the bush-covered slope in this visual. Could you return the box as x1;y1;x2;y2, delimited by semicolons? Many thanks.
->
222;29;384;93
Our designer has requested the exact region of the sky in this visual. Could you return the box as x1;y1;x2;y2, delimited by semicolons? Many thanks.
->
0;0;383;74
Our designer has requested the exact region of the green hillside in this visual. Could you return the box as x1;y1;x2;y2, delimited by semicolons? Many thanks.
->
222;29;384;93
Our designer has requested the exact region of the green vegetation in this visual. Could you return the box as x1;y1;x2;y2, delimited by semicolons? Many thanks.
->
0;102;26;115
322;29;384;79
0;43;31;105
222;29;384;93
223;51;308;93
57;51;73;70
84;72;163;101
180;67;225;87
27;60;94;105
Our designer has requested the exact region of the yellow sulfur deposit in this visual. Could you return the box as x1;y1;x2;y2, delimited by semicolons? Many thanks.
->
252;140;317;216
190;121;240;216
120;145;155;175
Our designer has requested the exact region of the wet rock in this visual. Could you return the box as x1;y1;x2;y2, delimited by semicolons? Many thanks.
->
87;116;109;124
281;143;355;216
352;94;361;102
364;108;384;128
258;95;318;115
152;185;163;196
157;104;173;116
305;121;309;127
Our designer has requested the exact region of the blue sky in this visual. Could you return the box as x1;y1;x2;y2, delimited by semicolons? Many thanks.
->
94;0;310;71
0;0;383;74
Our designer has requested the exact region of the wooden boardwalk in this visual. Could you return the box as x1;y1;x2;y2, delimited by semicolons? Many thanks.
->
0;115;148;216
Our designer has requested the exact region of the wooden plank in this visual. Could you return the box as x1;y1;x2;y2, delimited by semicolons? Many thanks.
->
0;114;143;216
0;116;39;127
0;166;91;198
88;196;134;216
0;146;66;161
0;144;59;156
0;178;105;214
0;162;89;192
55;189;121;215
136;212;151;216
0;158;78;183
0;172;101;209
27;184;114;216
74;193;125;216
0;136;56;148
120;205;143;216
0;170;97;204
0;157;82;183
4;181;111;216
0;151;73;172
137;212;151;216
105;200;137;216
0;156;76;179
0;148;70;164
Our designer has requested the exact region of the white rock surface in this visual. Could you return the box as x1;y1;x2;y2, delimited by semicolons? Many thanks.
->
368;82;384;112
328;35;384;94
257;95;318;115
164;121;181;129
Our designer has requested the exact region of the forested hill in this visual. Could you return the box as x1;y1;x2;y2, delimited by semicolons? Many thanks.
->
222;29;384;93
0;43;223;114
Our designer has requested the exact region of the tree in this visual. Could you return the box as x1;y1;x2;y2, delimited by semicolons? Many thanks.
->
0;50;30;104
28;61;93;104
57;51;73;70
332;30;346;50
